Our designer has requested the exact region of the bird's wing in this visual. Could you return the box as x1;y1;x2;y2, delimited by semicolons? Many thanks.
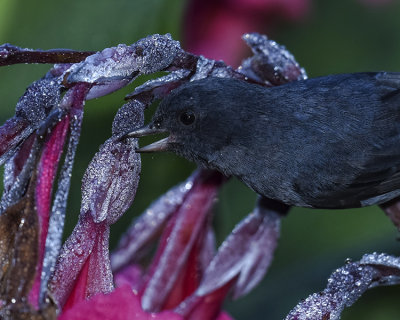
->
346;161;400;207
375;72;400;101
312;150;400;208
314;72;400;208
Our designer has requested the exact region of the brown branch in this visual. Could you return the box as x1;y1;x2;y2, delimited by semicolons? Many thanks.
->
0;44;95;66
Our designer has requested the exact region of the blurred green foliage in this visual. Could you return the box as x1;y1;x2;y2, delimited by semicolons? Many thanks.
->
1;0;400;319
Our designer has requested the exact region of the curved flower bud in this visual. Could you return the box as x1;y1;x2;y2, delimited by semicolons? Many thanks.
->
239;33;307;85
285;253;400;320
67;34;181;85
50;99;144;309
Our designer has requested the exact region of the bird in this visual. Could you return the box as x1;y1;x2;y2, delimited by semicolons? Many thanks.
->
123;73;400;209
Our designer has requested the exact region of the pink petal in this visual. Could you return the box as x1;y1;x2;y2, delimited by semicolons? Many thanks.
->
62;255;91;311
2;133;35;193
61;222;113;312
184;4;258;66
196;198;283;299
49;213;97;307
197;229;216;280
59;286;183;320
176;282;234;320
51;216;114;312
0;116;30;165
162;228;206;310
111;172;199;272
51;97;143;310
85;224;113;298
36;117;70;222
183;0;309;66
40;84;90;303
140;170;225;312
216;312;234;320
29;116;69;307
114;264;143;291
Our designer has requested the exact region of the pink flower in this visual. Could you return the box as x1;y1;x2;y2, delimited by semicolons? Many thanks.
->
183;0;310;66
0;32;298;320
58;286;183;320
49;166;280;320
0;81;282;318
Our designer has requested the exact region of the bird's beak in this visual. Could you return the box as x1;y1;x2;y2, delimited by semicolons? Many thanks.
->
121;124;170;153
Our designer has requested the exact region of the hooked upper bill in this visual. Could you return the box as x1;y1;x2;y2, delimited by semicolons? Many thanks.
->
122;124;170;153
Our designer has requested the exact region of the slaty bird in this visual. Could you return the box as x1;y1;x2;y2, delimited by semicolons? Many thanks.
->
124;73;400;209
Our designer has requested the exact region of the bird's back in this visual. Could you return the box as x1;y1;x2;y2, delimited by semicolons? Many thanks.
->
203;73;400;208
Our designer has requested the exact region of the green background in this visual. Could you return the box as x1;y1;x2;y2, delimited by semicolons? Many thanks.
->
1;0;400;319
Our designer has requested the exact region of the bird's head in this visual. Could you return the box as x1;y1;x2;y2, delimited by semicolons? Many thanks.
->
123;77;266;167
123;78;243;161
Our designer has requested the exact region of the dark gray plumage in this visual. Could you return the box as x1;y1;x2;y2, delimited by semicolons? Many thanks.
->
126;73;400;208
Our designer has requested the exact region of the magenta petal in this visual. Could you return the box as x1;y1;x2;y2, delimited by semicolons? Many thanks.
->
0;116;31;165
161;222;212;310
52;216;113;311
2;133;35;195
176;282;234;320
59;222;113;312
196;197;282;299
0;135;41;213
49;213;97;307
114;264;143;291
111;171;198;272
141;170;225;312
175;198;283;320
59;286;184;320
216;312;234;320
184;0;309;66
51;95;142;309
85;224;114;298
40;84;89;303
36;116;69;225
29;116;69;307
184;1;258;66
198;228;216;275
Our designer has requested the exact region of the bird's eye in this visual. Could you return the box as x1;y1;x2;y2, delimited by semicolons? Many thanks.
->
179;111;196;126
152;120;162;129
